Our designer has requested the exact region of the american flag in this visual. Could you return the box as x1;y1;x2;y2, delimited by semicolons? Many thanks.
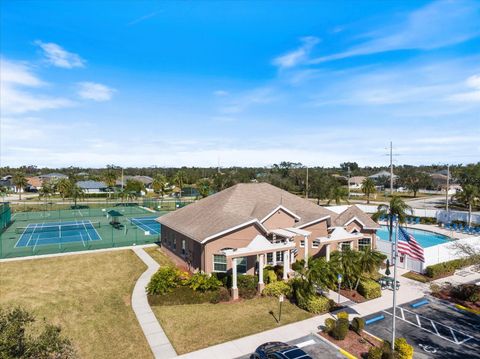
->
397;226;424;262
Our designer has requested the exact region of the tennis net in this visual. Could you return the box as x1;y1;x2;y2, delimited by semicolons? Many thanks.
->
15;222;101;234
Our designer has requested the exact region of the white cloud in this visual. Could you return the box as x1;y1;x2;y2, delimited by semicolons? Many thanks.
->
128;11;160;26
448;74;480;103
310;0;480;63
35;40;86;68
0;58;74;114
77;82;116;102
272;36;320;69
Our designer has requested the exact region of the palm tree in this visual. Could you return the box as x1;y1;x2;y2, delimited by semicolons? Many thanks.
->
454;184;479;226
294;257;336;292
103;167;118;198
196;178;212;198
12;172;28;200
56;178;72;201
69;184;84;208
173;170;187;198
38;181;54;210
353;247;385;290
0;186;9;202
361;178;376;204
152;174;168;199
327;185;349;205
373;196;412;242
330;249;360;290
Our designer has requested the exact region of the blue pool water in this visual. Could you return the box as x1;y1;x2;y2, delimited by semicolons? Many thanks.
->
377;225;450;248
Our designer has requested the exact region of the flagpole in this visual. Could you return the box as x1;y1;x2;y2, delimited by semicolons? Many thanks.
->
391;215;399;351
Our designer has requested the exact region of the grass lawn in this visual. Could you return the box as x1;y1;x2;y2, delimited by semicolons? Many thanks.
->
144;246;174;266
0;250;152;359
152;297;313;354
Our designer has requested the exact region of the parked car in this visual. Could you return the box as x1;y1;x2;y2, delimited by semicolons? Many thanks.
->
250;342;313;359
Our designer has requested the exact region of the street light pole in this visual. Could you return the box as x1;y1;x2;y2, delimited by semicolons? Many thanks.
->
391;215;399;351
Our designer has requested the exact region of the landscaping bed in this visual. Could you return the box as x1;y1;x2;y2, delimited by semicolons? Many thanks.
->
431;284;480;312
402;271;431;283
318;329;382;358
339;288;367;303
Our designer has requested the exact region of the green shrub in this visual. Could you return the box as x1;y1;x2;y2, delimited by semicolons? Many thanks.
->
302;295;332;314
337;311;349;320
262;281;291;297
351;317;365;334
394;338;414;359
237;275;258;289
367;347;383;359
186;272;222;292
324;318;336;333
331;318;349;340
451;284;479;302
381;341;394;359
425;257;479;279
358;279;381;299
263;269;277;284
239;287;257;299
146;266;181;295
148;286;217;305
209;287;231;304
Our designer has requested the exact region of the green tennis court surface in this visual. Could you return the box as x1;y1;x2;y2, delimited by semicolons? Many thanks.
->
1;204;166;259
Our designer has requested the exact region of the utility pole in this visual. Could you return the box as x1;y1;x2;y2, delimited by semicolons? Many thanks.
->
306;166;309;199
390;141;394;196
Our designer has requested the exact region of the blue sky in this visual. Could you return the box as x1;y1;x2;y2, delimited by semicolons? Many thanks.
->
1;0;479;168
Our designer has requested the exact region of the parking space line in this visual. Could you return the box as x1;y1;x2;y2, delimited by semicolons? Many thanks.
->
382;308;475;347
296;339;316;348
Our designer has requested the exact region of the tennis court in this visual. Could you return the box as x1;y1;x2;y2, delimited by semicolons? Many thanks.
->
129;216;161;235
15;220;102;248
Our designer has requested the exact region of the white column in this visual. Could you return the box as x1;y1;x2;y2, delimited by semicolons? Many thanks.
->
258;254;264;284
273;251;277;265
231;257;238;300
304;235;309;262
232;258;238;289
283;250;289;280
350;241;354;250
325;244;331;262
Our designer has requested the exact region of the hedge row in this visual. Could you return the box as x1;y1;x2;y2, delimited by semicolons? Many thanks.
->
358;278;381;299
425;257;479;279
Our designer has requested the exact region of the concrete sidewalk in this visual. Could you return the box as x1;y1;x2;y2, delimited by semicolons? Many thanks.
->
132;247;177;359
177;267;427;359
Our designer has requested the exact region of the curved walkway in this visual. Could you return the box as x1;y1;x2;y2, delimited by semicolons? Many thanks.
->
132;247;177;359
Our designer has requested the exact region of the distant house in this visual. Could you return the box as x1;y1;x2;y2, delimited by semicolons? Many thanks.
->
76;180;108;193
0;178;16;192
116;175;154;189
38;173;68;181
349;176;366;189
368;170;398;180
26;177;43;192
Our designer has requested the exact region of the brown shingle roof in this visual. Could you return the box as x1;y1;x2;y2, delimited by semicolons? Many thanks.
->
157;183;336;243
333;205;380;229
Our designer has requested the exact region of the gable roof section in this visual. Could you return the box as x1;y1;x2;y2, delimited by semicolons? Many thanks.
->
334;205;379;229
157;182;335;243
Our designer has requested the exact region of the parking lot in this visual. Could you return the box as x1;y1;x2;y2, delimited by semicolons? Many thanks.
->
236;333;344;359
364;297;480;359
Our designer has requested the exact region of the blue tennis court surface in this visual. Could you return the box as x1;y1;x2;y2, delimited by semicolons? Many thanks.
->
129;216;160;235
15;221;102;248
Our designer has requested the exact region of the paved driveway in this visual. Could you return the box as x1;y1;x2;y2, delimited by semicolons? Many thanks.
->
236;334;343;359
364;297;480;359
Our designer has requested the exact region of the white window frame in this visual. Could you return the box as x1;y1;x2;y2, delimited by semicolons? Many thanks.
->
276;251;284;262
358;237;371;251
213;254;227;273
340;242;351;252
300;240;305;248
181;239;186;255
236;257;247;274
312;240;320;248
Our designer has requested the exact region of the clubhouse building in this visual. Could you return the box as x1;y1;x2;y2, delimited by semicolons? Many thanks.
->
157;183;379;299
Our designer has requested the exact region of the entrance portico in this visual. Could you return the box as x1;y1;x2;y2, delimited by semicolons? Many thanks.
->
223;235;297;300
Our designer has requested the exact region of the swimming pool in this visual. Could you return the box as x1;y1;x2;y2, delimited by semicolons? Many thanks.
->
377;225;451;248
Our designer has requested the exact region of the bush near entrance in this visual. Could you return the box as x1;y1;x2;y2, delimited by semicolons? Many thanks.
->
302;295;333;314
331;318;349;340
351;316;365;334
358;278;381;299
262;281;291;297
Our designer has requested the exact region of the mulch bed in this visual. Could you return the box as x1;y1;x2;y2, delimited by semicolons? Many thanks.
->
319;330;382;358
432;290;480;311
340;289;367;303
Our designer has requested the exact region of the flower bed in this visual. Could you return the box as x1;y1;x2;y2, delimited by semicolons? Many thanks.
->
432;285;480;312
318;330;382;358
